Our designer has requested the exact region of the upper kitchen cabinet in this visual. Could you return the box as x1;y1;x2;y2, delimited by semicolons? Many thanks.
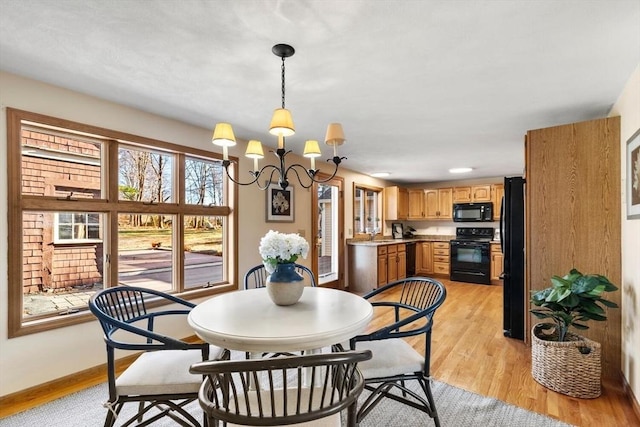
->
453;185;492;203
491;183;504;220
384;186;409;221
408;189;426;219
425;188;452;220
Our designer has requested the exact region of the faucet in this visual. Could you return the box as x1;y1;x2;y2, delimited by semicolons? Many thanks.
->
367;227;379;241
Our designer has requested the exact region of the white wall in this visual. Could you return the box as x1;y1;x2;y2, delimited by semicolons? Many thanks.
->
609;63;640;402
0;71;388;396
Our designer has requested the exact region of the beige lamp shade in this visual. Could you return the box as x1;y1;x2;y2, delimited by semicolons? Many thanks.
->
245;140;264;159
212;123;237;147
324;123;346;146
303;140;322;158
269;108;295;136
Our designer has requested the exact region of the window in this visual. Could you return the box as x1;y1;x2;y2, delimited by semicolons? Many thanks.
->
7;108;237;337
353;183;383;236
55;212;101;242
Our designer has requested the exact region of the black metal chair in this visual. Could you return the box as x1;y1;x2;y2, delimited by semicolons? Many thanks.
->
349;277;447;426
243;263;317;289
190;350;372;427
89;286;229;427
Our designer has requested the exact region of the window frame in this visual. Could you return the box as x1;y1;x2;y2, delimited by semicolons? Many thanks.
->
7;108;238;337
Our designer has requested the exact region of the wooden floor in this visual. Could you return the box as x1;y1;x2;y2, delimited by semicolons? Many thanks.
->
396;279;638;427
2;279;638;426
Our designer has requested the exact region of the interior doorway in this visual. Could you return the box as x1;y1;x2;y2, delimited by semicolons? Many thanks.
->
311;174;344;288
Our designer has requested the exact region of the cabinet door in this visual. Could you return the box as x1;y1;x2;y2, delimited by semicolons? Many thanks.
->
471;185;492;202
387;245;398;282
424;190;439;219
385;186;409;221
491;252;504;281
408;189;424;218
438;188;453;219
397;249;407;279
491;183;504;221
453;186;471;203
420;242;433;274
398;188;409;219
377;254;387;287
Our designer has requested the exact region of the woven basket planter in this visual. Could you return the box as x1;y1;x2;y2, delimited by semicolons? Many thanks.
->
531;325;601;398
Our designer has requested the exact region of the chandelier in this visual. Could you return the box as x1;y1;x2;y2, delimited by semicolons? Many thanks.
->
211;43;346;190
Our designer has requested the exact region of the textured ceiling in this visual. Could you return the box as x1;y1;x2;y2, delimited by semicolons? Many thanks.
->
1;0;639;183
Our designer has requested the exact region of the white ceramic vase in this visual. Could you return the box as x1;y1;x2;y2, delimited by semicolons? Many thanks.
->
265;263;304;306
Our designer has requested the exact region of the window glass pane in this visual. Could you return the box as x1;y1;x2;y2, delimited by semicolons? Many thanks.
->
21;127;103;199
353;185;382;235
118;146;173;203
185;156;225;206
118;213;174;292
184;215;225;289
22;211;104;319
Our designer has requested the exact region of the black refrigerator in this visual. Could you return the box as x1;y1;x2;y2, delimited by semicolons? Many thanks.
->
500;177;525;340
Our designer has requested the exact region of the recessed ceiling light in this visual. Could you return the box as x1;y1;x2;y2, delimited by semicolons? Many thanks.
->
370;172;390;178
449;167;473;174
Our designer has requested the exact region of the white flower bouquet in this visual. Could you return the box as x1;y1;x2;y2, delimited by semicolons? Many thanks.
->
259;230;309;273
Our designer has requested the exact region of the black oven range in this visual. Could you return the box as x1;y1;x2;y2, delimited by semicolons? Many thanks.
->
450;227;494;285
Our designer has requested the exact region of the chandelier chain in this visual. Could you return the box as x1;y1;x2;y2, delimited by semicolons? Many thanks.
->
280;56;286;108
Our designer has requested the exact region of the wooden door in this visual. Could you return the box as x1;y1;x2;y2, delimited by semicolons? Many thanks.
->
424;190;439;219
491;183;504;221
453;186;471;203
377;253;387;287
420;242;433;274
397;245;407;279
526;116;621;379
408;189;424;218
471;185;491;201
438;188;453;219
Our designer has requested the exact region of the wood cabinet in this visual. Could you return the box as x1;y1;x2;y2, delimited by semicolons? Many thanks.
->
491;183;504;221
432;242;450;276
385;186;408;221
490;243;503;281
349;243;407;293
416;241;449;276
416;242;433;274
452;187;472;203
424;188;452;220
453;185;491;203
408;189;425;219
471;185;491;202
526;116;620;378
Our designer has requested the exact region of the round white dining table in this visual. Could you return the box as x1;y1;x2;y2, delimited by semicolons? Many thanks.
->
188;287;373;352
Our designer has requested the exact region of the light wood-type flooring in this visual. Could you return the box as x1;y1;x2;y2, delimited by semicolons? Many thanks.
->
372;279;638;427
2;279;638;426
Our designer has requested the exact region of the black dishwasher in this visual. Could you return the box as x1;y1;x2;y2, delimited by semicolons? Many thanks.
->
405;242;416;276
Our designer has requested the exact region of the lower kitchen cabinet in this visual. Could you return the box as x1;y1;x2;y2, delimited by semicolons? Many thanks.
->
432;242;450;275
416;241;449;277
491;243;503;281
349;243;407;293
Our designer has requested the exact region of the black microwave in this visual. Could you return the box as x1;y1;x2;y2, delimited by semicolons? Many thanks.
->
453;202;493;222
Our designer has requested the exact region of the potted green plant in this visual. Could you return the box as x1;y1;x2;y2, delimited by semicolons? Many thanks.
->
529;268;618;398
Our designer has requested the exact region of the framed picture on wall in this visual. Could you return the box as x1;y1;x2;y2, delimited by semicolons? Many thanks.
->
266;181;294;222
627;128;640;220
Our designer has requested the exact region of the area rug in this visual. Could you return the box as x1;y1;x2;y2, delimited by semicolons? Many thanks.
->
1;379;572;427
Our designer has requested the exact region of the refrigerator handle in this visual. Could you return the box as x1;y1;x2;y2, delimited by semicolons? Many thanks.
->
499;195;505;254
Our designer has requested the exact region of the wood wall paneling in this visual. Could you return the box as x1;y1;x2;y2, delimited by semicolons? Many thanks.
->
525;116;621;380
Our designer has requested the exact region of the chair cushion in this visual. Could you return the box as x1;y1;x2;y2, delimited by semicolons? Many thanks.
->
116;345;225;396
224;388;341;427
355;339;424;379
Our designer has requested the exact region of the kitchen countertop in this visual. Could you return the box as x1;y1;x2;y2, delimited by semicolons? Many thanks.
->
348;236;501;246
347;235;455;246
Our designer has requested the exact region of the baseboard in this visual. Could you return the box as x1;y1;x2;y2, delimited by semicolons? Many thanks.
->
623;375;640;422
0;335;202;418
